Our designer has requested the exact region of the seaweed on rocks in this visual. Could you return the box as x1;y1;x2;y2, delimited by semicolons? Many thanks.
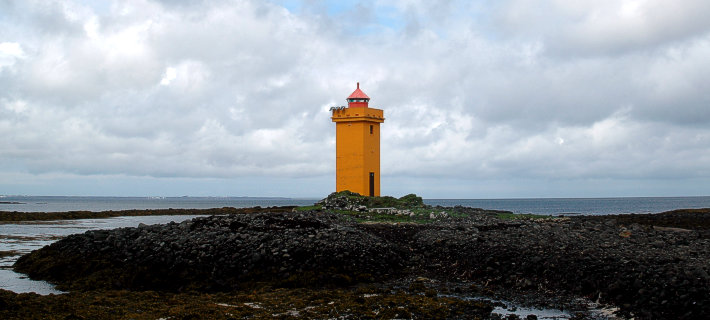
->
0;287;495;320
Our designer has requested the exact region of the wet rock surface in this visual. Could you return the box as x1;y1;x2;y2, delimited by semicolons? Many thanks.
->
12;208;710;319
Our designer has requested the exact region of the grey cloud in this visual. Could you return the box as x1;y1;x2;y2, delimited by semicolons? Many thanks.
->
497;0;710;57
1;0;709;197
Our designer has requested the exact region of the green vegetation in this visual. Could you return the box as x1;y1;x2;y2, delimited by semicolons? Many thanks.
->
324;190;425;209
293;192;461;223
364;193;425;208
293;205;322;212
297;192;554;223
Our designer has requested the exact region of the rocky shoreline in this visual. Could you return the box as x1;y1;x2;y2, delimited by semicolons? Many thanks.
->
3;196;710;319
0;206;296;223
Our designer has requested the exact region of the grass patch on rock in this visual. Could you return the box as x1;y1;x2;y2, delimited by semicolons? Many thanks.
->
293;204;323;212
300;192;462;223
319;191;425;210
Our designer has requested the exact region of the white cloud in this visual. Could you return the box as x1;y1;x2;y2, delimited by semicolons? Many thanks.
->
499;0;710;56
1;0;709;197
0;42;25;68
160;66;177;85
0;42;24;58
3;99;28;114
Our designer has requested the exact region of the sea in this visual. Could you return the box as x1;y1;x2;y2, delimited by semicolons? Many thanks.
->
2;195;710;215
2;195;709;298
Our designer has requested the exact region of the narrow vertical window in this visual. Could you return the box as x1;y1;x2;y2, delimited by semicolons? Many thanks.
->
369;172;375;197
370;125;373;134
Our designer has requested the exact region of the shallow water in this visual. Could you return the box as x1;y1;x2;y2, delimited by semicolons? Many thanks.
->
492;304;571;319
0;269;64;294
0;215;207;295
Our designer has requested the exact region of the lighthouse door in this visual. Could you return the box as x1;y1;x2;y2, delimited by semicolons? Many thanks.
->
369;172;375;197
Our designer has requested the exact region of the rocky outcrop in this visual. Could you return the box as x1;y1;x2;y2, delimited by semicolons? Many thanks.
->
14;212;406;291
415;217;710;319
13;207;710;319
317;191;425;211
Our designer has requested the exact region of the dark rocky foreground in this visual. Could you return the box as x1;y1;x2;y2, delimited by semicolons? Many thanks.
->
0;287;494;319
9;207;710;319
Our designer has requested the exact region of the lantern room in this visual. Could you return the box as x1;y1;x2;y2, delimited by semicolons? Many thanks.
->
347;82;370;108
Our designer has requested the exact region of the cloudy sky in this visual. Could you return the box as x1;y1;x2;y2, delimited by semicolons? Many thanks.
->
1;0;709;198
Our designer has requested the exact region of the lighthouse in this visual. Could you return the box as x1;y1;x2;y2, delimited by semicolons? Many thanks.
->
331;83;385;196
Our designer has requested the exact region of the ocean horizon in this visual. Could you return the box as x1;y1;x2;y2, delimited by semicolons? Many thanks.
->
2;195;710;215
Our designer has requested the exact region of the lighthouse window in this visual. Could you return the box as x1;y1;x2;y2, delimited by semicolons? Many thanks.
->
370;125;373;134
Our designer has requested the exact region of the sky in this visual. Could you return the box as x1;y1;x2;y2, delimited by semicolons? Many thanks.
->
1;0;709;199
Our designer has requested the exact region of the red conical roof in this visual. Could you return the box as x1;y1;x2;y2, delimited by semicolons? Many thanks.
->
347;82;370;100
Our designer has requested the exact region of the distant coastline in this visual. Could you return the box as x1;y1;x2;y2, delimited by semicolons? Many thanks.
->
0;206;296;222
1;195;710;215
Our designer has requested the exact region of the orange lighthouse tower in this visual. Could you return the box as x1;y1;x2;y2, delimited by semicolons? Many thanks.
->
331;83;385;196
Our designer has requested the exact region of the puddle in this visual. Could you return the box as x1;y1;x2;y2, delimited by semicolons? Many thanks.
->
491;303;571;319
439;293;572;319
440;291;620;319
0;268;64;295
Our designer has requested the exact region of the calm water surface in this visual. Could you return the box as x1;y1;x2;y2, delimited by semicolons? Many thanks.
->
0;196;317;213
3;195;709;215
426;196;710;215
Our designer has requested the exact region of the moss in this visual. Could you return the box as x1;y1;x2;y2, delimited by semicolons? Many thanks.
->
293;205;322;212
364;193;424;209
319;191;452;224
398;193;425;207
322;191;426;210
